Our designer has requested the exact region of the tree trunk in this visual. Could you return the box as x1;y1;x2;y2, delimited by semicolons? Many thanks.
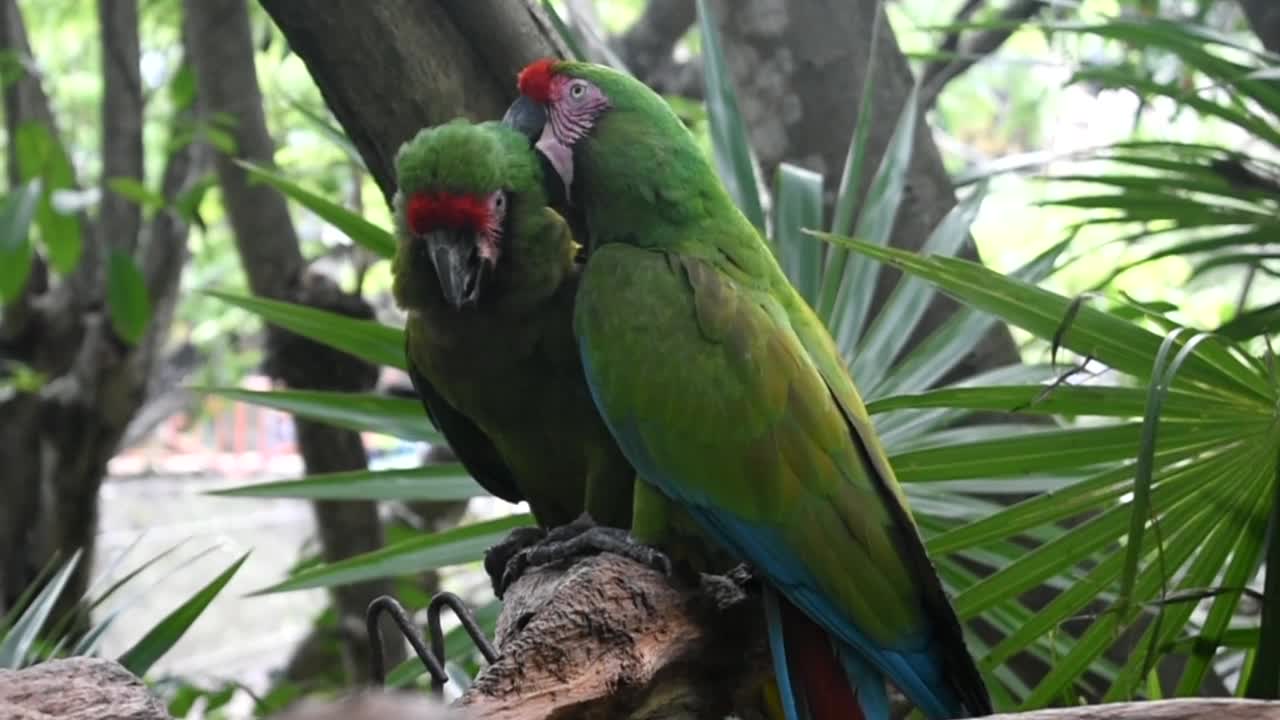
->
0;0;207;624
1239;0;1280;54
706;0;1021;379
182;0;403;683
258;0;567;203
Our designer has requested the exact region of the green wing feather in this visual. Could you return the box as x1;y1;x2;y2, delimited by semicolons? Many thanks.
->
404;332;523;504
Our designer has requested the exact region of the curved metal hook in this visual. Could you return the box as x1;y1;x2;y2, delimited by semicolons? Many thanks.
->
365;594;448;688
427;591;499;693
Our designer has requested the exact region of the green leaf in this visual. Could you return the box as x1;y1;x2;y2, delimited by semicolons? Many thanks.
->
0;179;41;253
0;180;41;303
197;387;437;442
772;163;824;304
173;173;216;228
696;0;765;230
1245;451;1280;699
237;160;396;259
0;550;81;668
891;421;1242;483
1115;330;1213;622
0;240;33;304
107;249;152;345
15;123;82;274
819;5;884;317
206;290;406;371
209;465;485;502
107;177;166;212
871;239;1068;403
1218;301;1280;341
117;551;248;676
853;181;986;390
168;62;196;111
253;515;532;594
825;83;920;356
819;233;1268;401
868;383;1242;422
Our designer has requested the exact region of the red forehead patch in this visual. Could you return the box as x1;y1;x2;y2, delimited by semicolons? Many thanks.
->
518;57;557;103
406;192;489;235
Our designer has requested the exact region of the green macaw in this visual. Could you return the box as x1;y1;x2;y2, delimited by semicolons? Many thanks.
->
390;119;639;571
506;59;993;720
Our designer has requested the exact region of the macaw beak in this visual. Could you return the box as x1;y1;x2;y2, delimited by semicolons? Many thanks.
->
504;95;574;203
502;95;547;142
423;229;487;309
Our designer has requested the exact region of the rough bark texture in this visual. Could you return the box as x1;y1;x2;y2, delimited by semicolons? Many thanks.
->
0;658;171;720
0;0;206;623
459;555;771;720
452;554;1274;719
1240;0;1280;54
182;0;400;682
707;0;1021;380
259;0;568;203
1;655;1267;720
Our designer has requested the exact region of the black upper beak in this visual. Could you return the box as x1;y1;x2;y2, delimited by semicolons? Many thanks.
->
423;229;486;309
502;95;547;142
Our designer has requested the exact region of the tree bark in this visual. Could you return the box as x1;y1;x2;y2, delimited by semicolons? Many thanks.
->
707;0;1021;379
459;555;772;720
0;0;207;624
458;553;1276;719
1239;1;1280;54
259;0;567;203
182;0;403;683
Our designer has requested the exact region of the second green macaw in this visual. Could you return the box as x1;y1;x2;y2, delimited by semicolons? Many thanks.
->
390;119;635;550
507;59;992;720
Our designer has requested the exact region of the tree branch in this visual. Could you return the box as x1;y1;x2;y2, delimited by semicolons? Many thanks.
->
259;0;565;203
185;0;405;682
616;0;694;80
710;0;1022;382
458;555;771;719
98;0;144;263
1239;0;1280;54
0;0;66;344
613;0;701;98
183;0;304;301
919;0;1051;111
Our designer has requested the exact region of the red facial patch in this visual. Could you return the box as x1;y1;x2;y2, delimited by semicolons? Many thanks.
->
406;192;490;236
518;57;557;104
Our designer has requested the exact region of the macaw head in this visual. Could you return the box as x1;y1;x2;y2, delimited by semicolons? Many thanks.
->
502;59;720;254
392;120;544;310
504;59;688;200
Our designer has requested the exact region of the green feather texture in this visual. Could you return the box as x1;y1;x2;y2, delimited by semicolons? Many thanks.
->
555;60;992;717
387;116;635;532
394;120;543;199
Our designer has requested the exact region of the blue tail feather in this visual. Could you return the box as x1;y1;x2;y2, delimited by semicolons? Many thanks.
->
764;585;808;720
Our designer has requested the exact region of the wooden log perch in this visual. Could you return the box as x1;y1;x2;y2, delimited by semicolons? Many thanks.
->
452;553;1280;720
0;620;1276;720
0;657;170;720
457;553;773;719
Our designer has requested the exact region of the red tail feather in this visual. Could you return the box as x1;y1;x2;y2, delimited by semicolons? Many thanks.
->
781;599;864;720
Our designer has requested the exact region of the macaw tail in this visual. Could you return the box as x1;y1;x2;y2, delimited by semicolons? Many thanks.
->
764;586;883;720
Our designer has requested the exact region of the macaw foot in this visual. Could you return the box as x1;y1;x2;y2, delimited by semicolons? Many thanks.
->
497;513;672;597
695;562;760;613
483;526;549;598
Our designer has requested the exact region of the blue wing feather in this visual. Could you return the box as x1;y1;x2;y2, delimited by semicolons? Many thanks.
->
595;402;961;720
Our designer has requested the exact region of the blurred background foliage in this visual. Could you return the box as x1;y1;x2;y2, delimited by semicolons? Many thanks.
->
2;0;1280;717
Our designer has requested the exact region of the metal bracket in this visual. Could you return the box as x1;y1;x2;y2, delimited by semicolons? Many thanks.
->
366;592;498;691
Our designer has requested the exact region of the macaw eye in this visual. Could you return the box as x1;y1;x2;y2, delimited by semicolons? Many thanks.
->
489;191;507;218
569;81;587;100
